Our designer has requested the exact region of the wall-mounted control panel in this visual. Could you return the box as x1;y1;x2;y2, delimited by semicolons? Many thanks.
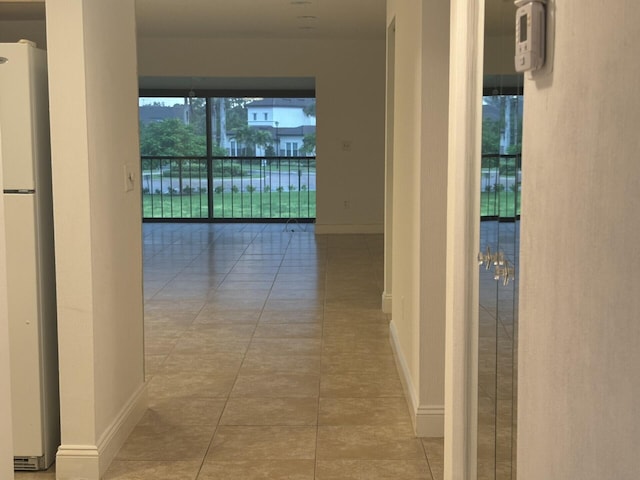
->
514;0;546;72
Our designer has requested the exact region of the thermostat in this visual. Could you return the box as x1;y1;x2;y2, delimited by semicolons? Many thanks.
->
514;0;546;72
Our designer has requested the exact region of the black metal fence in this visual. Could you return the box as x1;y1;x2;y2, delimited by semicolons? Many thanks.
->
141;156;316;221
480;153;522;219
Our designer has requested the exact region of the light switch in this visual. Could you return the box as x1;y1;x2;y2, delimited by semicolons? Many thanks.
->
124;164;135;192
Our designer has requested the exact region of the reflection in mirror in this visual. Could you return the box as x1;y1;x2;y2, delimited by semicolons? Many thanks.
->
477;73;523;480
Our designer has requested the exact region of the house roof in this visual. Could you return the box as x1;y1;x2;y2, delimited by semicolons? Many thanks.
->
247;98;315;109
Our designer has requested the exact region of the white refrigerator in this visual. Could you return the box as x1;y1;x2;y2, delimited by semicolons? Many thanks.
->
0;41;59;471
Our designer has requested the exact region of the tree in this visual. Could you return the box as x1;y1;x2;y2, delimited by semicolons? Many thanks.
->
301;99;317;155
232;125;272;156
303;100;316;117
300;132;316;155
140;119;206;168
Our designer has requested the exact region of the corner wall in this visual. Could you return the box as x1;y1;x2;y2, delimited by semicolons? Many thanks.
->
386;0;450;437
136;36;386;233
518;1;640;477
46;1;146;477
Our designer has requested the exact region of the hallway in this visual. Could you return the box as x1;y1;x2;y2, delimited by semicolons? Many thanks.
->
110;223;442;479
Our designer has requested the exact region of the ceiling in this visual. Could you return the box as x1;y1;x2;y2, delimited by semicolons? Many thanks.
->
0;0;515;38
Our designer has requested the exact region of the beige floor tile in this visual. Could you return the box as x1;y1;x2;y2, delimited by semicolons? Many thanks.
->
220;397;318;426
240;353;321;375
159;352;245;375
247;338;322;356
103;460;201;480
253;323;322;339
206;426;316;461
320;373;404;398
315;459;432;480
186;323;257;337
422;438;445;480
322;322;390;338
316;425;424;460
318;397;413;427
140;396;226;426
321;353;399;375
115;423;215;461
171;335;251;354
138;226;508;480
231;373;320;397
322;337;394;356
15;469;56;480
198;460;315;480
258;310;323;324
144;354;166;378
194;308;261;324
147;372;237;398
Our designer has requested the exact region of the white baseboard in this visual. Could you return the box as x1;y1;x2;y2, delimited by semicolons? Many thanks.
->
389;320;444;438
381;291;392;314
314;223;384;234
415;405;444;437
56;383;147;480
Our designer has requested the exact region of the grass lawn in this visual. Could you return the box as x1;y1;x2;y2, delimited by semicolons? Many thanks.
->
481;191;521;218
143;191;316;219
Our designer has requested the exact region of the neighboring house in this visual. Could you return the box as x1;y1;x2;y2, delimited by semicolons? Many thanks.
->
138;103;188;125
227;98;316;157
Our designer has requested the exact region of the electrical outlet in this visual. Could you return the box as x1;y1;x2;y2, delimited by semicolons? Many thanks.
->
343;200;351;209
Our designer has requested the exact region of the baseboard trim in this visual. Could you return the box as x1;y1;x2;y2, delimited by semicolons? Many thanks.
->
381;292;392;314
416;405;445;437
56;382;147;480
314;223;384;234
389;319;419;433
389;320;444;437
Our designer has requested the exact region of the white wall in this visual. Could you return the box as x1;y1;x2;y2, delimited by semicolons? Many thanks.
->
137;36;385;233
46;1;146;478
386;0;451;437
518;1;640;478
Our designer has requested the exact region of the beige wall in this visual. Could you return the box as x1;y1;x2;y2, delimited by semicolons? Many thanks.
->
137;36;386;233
0;20;47;49
518;1;640;478
46;0;146;477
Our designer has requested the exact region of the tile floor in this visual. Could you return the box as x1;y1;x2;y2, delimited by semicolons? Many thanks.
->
15;221;521;480
112;222;443;480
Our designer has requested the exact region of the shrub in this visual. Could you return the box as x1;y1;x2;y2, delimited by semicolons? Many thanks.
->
214;186;224;194
494;183;505;192
231;185;239;193
142;187;150;194
167;186;179;195
289;184;296;191
182;186;194;195
276;186;284;193
154;188;162;195
263;185;271;193
246;185;256;193
300;185;308;191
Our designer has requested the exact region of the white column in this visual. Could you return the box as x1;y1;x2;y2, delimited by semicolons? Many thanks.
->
444;0;484;478
46;1;146;478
